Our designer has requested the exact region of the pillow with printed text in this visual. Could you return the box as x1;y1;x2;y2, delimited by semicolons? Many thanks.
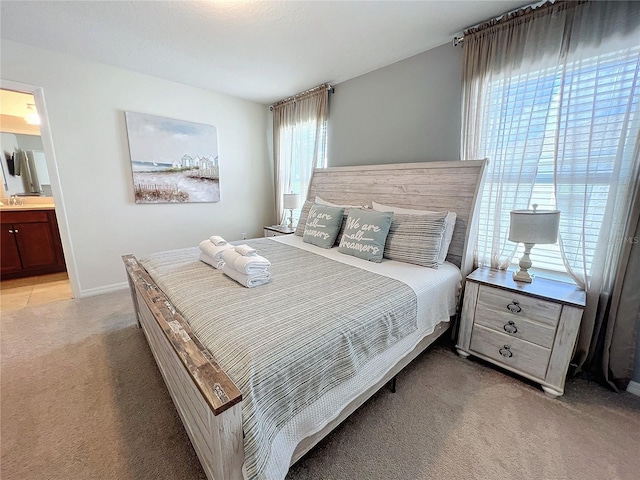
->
338;209;393;262
302;204;345;248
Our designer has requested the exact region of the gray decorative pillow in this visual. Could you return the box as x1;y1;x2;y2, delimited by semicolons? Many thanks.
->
295;200;314;236
303;204;345;248
384;213;447;268
338;209;393;262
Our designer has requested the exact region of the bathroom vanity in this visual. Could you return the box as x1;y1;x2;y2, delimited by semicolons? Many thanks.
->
1;206;66;279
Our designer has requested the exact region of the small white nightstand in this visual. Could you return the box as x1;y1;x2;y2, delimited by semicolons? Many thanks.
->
456;268;586;397
263;225;295;237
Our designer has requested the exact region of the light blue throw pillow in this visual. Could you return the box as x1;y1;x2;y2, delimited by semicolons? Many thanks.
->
302;204;345;248
338;209;393;262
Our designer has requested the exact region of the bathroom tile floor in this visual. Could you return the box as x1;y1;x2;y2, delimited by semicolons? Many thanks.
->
0;272;73;312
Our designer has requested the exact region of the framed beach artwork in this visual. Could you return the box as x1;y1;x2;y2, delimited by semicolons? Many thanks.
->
124;111;220;203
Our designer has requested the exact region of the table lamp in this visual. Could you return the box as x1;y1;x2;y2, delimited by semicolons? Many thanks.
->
508;204;560;283
283;193;300;229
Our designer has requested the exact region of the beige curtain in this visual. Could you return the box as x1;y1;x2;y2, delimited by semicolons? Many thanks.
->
272;85;329;225
601;185;640;390
461;0;640;382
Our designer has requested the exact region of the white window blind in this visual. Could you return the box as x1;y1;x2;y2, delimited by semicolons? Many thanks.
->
285;119;327;195
281;118;327;223
477;45;640;278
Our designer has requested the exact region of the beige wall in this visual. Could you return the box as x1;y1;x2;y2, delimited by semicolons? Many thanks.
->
1;40;274;297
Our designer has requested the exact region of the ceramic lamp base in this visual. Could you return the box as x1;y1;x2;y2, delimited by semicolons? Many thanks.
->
513;269;533;283
513;242;535;283
287;209;294;229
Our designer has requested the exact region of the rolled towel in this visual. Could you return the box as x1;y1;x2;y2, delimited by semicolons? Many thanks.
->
209;235;228;246
223;264;272;288
235;244;257;257
221;248;271;274
234;254;271;274
199;252;224;269
199;240;233;260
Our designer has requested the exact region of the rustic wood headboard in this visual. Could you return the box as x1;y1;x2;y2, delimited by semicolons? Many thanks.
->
306;160;487;278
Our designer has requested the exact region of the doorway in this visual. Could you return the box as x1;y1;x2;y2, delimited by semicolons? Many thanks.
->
0;80;79;301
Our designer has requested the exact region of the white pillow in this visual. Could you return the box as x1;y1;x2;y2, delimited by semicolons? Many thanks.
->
371;201;456;264
315;196;364;209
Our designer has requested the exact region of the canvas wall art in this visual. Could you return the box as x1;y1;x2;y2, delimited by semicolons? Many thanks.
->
124;111;220;203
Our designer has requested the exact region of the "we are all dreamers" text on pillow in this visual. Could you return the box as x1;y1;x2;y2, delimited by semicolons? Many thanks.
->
302;204;345;248
338;209;393;262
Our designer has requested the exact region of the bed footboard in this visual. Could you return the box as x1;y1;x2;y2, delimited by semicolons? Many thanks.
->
122;255;243;480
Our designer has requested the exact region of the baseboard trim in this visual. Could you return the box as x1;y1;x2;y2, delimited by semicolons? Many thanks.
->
627;380;640;397
80;282;129;298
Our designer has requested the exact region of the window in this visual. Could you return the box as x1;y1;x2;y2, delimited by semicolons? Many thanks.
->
273;86;329;225
282;118;327;196
477;45;640;278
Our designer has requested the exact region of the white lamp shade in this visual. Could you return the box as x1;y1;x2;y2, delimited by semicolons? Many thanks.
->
283;193;300;210
509;208;560;244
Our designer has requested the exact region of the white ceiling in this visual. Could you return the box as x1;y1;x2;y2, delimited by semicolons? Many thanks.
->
0;0;531;105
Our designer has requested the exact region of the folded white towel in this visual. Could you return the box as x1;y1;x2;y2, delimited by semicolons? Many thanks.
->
234;254;271;274
199;240;233;260
199;252;225;269
223;264;272;288
209;235;228;246
220;248;241;265
235;244;257;257
221;248;271;274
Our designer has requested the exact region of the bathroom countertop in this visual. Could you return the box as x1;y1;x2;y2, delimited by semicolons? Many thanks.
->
0;204;55;211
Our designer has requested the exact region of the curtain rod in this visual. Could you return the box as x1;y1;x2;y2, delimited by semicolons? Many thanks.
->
270;83;334;110
452;0;555;47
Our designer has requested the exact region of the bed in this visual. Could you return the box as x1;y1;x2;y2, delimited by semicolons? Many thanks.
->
122;160;486;480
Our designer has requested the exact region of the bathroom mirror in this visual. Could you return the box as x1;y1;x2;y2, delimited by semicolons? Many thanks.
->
0;88;53;197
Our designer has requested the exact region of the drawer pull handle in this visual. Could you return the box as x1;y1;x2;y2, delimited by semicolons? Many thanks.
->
499;345;513;358
503;321;518;334
506;301;522;313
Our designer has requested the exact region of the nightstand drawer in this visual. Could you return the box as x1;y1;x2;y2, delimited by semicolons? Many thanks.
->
470;324;551;379
474;310;557;349
477;285;561;328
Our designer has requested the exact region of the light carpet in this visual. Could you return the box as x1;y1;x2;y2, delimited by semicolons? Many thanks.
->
1;290;638;480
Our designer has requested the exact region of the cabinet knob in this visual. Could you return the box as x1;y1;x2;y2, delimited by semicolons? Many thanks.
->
8;229;14;234
499;345;514;358
14;229;18;233
503;320;518;334
506;300;522;313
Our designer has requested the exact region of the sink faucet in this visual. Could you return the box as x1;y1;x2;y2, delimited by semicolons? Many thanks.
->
9;195;23;206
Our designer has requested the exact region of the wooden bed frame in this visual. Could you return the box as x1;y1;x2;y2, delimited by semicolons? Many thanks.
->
123;160;486;480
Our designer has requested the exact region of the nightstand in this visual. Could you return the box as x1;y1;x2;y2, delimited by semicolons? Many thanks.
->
456;268;586;397
263;225;295;237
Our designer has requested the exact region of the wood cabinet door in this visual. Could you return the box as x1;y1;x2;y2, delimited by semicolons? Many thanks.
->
1;225;23;274
12;221;59;269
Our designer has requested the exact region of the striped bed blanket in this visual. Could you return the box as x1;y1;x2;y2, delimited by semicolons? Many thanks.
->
140;238;418;479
